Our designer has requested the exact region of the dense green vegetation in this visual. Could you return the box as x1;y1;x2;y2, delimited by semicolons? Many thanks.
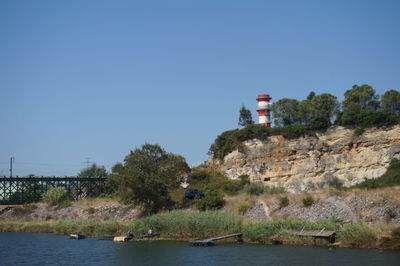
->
77;163;108;178
42;187;68;206
129;210;242;239
355;159;400;189
238;105;254;127
210;85;400;159
108;143;190;213
2;211;400;249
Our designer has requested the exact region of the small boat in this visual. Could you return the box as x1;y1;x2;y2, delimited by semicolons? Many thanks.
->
113;236;133;242
69;234;85;240
98;234;115;240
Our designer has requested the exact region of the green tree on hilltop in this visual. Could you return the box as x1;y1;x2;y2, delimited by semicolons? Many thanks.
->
77;163;107;178
381;90;400;115
108;143;190;213
238;105;254;127
310;93;339;124
271;98;300;126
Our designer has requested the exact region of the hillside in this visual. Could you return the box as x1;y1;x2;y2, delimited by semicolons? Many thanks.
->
208;125;400;192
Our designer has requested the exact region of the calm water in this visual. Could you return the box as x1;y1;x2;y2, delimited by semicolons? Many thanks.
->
1;233;400;266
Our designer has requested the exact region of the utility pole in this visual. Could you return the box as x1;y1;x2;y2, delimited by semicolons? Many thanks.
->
85;157;91;168
10;157;15;177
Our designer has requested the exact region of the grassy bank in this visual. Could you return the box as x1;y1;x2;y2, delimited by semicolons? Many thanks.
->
0;220;126;237
1;210;399;250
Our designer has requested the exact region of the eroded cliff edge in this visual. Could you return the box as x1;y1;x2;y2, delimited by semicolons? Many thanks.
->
208;125;400;192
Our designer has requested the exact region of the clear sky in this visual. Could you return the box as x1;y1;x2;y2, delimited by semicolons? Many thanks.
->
0;0;399;176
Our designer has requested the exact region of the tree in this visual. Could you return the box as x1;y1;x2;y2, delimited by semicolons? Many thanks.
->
77;164;107;178
310;93;339;124
381;90;400;114
238;105;254;127
108;143;190;213
342;84;379;112
271;98;300;126
338;84;380;126
297;99;314;125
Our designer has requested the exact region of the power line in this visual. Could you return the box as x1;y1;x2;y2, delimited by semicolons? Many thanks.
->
85;157;91;168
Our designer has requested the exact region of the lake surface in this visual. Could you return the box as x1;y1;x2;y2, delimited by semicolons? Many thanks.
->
1;233;400;266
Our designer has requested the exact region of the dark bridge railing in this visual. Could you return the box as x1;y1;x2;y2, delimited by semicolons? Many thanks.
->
0;176;107;205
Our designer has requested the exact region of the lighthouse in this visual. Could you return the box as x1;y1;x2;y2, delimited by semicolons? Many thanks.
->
256;94;272;127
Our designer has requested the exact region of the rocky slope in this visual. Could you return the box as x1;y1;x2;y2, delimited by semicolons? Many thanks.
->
224;188;400;225
210;125;400;192
0;200;139;222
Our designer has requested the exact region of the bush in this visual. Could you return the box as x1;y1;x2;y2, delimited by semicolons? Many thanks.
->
264;186;286;194
55;201;71;210
42;187;67;206
356;158;400;189
236;202;251;215
338;223;377;248
86;207;96;214
196;190;225;211
385;208;397;219
328;177;344;190
244;183;265;195
189;171;243;196
302;196;315;207
279;196;289;208
238;175;250;186
353;127;365;136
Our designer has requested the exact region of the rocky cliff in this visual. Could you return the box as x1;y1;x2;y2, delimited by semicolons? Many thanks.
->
209;125;400;192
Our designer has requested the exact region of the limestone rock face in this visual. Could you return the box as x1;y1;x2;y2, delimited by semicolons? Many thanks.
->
210;125;400;192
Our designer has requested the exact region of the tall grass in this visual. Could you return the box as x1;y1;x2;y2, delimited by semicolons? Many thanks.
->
0;220;125;236
53;219;125;236
0;221;55;233
338;223;378;248
128;210;243;239
243;219;337;243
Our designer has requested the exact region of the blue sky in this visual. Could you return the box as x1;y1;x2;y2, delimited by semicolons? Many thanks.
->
0;0;399;176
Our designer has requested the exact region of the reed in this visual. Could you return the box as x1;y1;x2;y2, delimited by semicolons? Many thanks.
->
243;219;337;243
338;223;378;248
128;210;243;239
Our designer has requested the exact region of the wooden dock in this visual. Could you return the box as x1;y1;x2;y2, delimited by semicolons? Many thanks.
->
290;227;336;244
190;233;243;246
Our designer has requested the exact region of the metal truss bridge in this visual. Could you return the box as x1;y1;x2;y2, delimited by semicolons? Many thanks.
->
0;176;107;205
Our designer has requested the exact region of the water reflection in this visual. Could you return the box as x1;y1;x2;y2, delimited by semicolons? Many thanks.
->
1;233;399;266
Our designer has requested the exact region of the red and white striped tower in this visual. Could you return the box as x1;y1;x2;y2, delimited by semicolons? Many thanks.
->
256;94;272;127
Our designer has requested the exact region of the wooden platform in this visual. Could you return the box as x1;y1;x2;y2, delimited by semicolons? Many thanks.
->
190;233;243;246
290;228;336;244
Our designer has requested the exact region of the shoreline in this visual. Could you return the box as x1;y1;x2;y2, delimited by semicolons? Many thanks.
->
1;211;399;250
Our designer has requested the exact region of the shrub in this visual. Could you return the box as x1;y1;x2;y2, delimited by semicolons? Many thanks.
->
86;207;96;214
236;202;251;215
356;158;400;189
244;183;265;195
308;117;330;131
338;223;377;248
385;208;397;219
302;196;315;207
42;187;67;206
279;196;289;208
196;190;225;211
328;177;344;190
353;127;365;136
189;171;243;196
55;201;71;210
264;186;286;194
238;175;250;186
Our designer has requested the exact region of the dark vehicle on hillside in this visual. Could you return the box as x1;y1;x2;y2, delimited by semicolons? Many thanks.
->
184;189;205;200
